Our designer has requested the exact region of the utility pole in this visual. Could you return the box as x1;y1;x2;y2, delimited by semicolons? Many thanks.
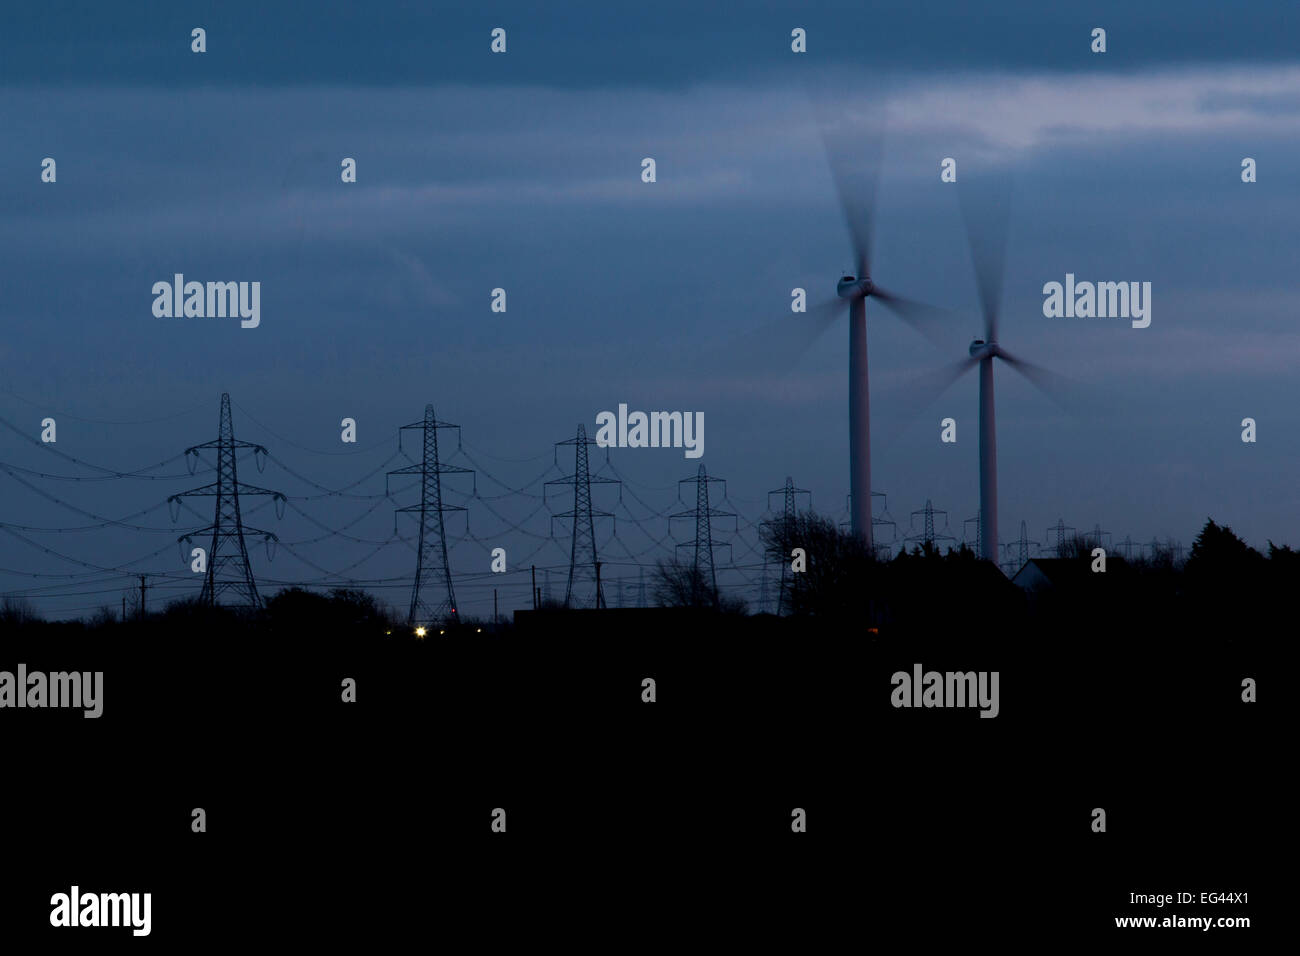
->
531;565;537;610
139;575;146;620
493;588;498;627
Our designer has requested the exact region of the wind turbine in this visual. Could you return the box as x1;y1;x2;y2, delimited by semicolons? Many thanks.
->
920;179;1071;566
815;109;949;547
708;98;948;547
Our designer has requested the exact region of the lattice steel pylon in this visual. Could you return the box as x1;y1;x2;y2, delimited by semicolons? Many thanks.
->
169;393;284;610
545;424;619;609
999;541;1019;577
1117;535;1141;560
768;476;811;616
1013;520;1040;571
1084;523;1112;551
840;491;896;559
906;499;955;551
1045;518;1077;558
964;510;982;556
388;405;473;630
672;464;736;605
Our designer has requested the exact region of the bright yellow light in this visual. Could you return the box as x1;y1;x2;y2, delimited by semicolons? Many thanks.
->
476;628;482;633
415;627;427;638
439;629;446;635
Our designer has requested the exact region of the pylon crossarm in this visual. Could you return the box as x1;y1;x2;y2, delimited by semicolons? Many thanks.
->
226;483;282;498
172;483;219;498
186;439;264;452
396;502;466;514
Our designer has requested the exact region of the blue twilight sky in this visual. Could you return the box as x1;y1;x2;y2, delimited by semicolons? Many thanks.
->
2;2;1299;619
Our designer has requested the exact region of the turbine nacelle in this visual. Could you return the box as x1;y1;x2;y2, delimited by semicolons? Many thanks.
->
837;275;874;300
969;338;997;360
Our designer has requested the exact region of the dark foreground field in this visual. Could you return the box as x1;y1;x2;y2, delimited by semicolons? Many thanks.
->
0;604;1276;945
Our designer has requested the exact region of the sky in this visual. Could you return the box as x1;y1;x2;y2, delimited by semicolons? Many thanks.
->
2;1;1298;620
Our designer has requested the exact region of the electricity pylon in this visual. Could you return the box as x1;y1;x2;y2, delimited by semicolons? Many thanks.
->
906;499;955;551
1044;518;1078;558
169;393;283;610
388;405;473;630
672;464;735;605
1084;523;1112;551
545;424;619;609
768;476;810;616
1012;520;1040;571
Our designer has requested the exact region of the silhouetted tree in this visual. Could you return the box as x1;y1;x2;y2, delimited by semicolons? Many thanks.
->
1182;519;1265;625
1267;541;1300;567
1059;534;1098;560
264;586;398;639
87;606;117;629
758;510;875;619
1186;519;1262;575
0;596;39;627
651;558;745;613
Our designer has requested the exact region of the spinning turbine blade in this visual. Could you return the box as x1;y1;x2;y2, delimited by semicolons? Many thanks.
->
903;355;981;408
810;87;886;279
712;298;842;381
770;297;844;373
823;136;876;278
958;173;1013;342
872;286;957;348
878;355;980;447
994;347;1083;411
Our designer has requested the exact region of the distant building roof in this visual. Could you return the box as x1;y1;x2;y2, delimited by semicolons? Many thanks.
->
1012;556;1130;591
